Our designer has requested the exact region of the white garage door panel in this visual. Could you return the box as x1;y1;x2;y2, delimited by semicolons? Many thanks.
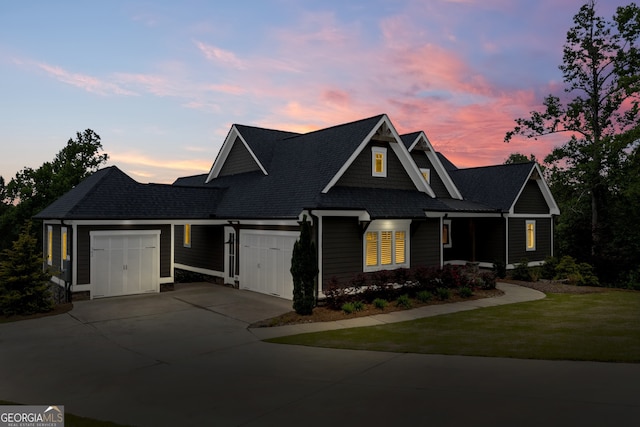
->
91;232;160;299
239;232;298;300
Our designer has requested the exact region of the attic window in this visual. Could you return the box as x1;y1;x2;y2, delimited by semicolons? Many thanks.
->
372;147;387;177
421;168;431;184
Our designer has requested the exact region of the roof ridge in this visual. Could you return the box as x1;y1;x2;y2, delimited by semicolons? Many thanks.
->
280;114;387;140
454;161;535;172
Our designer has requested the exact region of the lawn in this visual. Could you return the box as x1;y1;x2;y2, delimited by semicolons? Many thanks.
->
268;290;640;363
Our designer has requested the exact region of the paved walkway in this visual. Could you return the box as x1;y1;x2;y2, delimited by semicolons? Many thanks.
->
251;282;545;339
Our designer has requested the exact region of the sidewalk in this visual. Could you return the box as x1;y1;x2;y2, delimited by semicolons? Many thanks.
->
250;282;545;340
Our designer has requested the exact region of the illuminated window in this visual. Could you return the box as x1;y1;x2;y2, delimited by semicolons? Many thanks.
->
442;219;452;248
526;220;536;251
184;224;191;248
395;231;406;264
420;168;430;184
364;223;409;270
47;226;53;265
365;232;378;267
371;147;387;177
61;227;68;266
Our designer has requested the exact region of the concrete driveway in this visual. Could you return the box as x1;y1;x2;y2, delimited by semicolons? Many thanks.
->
1;282;639;426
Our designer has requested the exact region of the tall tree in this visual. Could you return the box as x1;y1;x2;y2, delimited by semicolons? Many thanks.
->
505;1;640;261
0;129;108;249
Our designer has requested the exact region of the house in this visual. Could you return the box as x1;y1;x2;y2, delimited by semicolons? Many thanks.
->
34;114;559;300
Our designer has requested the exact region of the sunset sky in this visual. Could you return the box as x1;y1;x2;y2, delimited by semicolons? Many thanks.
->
0;0;629;184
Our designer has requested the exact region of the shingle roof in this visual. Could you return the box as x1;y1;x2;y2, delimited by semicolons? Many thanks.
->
35;116;542;221
35;166;223;220
448;162;535;212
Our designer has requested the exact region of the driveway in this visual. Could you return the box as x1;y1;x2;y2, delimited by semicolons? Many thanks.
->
1;282;639;426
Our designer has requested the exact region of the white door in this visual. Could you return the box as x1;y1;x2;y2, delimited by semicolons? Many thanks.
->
239;231;298;299
91;231;160;298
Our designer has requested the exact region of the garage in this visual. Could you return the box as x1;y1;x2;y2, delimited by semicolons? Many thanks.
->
90;230;160;299
239;230;299;299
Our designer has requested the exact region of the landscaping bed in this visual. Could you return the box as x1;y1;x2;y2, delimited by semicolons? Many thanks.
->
250;287;503;328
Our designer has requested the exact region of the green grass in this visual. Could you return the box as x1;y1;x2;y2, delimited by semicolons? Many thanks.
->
0;401;134;426
268;290;640;363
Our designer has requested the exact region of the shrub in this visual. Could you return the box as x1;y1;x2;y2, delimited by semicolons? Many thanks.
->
492;260;507;279
341;302;355;314
291;215;318;315
0;222;54;316
436;287;451;300
416;290;433;302
540;256;558;280
511;259;532;281
458;286;473;298
373;298;388;310
393;268;410;285
477;271;497;289
324;284;352;310
396;294;412;309
554;256;599;286
353;300;365;312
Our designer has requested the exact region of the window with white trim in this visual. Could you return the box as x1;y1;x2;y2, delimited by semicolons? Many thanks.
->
371;146;387;177
526;220;536;251
364;221;409;271
61;227;68;269
442;219;452;248
420;168;431;184
184;224;192;248
46;226;53;266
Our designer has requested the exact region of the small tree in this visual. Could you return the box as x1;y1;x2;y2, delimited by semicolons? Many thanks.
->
0;222;53;315
290;215;318;315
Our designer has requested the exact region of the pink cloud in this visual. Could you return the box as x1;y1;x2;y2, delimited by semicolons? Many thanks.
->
36;62;137;96
194;41;246;69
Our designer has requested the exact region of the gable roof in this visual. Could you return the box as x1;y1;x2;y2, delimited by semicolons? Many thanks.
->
448;162;559;214
35;166;223;220
401;131;463;200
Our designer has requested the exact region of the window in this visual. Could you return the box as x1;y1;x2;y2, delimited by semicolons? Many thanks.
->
184;224;191;248
371;146;387;177
364;222;409;270
442;219;452;248
61;227;68;267
526;220;536;251
420;168;431;184
47;226;53;265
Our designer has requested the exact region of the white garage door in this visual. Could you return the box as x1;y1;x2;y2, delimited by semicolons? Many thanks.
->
239;231;298;300
91;231;160;298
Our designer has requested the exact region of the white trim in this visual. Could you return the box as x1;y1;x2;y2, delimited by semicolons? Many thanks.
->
371;146;387;177
310;209;370;221
442;219;452;248
509;163;560;215
206;125;268;182
321;115;434;196
362;220;411;272
406;132;463;200
526;220;536;251
90;229;162;237
174;263;224;279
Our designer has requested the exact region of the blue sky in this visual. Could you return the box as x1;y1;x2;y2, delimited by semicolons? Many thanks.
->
0;0;628;183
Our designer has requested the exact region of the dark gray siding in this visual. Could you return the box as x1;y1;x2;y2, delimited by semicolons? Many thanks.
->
218;137;261;176
514;181;549;214
508;217;551;263
336;142;415;190
410;219;441;267
175;225;224;271
77;224;171;285
410;153;450;197
321;217;362;289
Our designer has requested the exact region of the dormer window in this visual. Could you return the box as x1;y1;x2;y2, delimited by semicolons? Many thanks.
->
421;168;431;184
372;146;387;177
